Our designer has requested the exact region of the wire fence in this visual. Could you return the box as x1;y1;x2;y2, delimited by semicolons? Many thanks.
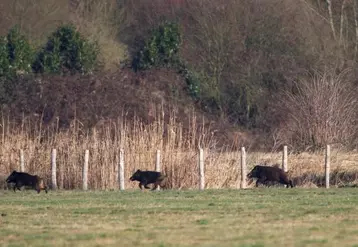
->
1;145;358;190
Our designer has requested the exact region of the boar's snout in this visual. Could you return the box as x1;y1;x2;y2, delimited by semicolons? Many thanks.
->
5;175;14;183
247;169;255;178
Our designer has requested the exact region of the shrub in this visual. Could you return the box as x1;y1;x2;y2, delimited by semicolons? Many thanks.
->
132;21;222;112
0;27;35;105
132;21;181;71
33;24;99;74
0;26;34;79
0;37;10;78
7;27;34;74
181;67;201;99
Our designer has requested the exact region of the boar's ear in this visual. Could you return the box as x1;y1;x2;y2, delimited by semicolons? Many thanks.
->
132;169;140;174
137;169;141;172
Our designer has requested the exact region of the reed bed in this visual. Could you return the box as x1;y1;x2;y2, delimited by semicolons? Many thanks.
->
1;111;358;190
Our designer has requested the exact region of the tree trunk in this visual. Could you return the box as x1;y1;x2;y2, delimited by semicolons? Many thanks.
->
354;0;358;60
339;0;347;47
326;0;337;41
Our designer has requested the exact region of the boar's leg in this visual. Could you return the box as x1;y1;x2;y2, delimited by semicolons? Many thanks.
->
140;179;150;189
35;185;41;193
14;181;23;192
256;177;267;187
151;181;160;191
38;183;48;193
279;177;293;188
289;180;294;188
139;182;150;190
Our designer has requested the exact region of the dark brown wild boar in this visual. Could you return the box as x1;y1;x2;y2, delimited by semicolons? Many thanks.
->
6;170;48;193
247;165;294;188
130;169;167;190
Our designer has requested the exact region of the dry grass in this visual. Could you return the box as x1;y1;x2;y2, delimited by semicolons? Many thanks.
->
1;110;358;190
0;111;219;190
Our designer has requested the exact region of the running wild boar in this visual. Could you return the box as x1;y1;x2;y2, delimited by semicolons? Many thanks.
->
247;165;294;188
130;169;167;190
6;170;48;193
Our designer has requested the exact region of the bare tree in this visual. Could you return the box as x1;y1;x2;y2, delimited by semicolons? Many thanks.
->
276;69;358;150
181;0;243;112
303;0;357;63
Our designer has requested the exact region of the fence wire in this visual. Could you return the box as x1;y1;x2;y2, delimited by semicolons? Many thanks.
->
1;146;358;190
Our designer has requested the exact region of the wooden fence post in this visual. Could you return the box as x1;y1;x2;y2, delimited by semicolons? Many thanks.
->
325;144;330;189
240;147;247;189
83;149;89;191
119;149;125;191
19;149;25;172
155;150;161;191
199;148;205;190
282;145;288;172
51;149;57;190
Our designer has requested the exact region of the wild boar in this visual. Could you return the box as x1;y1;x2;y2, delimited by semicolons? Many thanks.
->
6;170;48;193
247;165;294;188
130;169;167;190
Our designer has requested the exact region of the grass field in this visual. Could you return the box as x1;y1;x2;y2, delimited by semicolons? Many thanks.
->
1;189;358;247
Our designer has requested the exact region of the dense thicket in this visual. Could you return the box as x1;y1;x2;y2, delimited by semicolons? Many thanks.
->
0;0;357;151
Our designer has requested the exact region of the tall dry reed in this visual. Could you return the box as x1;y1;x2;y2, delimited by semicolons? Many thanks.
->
1;109;358;190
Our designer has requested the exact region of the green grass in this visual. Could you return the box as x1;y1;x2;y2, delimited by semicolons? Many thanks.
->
1;188;358;246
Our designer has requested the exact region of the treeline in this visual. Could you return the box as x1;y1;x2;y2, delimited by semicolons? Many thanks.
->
0;0;357;151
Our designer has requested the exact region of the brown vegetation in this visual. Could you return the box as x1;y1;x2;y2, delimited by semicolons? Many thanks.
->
272;69;358;151
0;112;357;190
0;0;358;188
